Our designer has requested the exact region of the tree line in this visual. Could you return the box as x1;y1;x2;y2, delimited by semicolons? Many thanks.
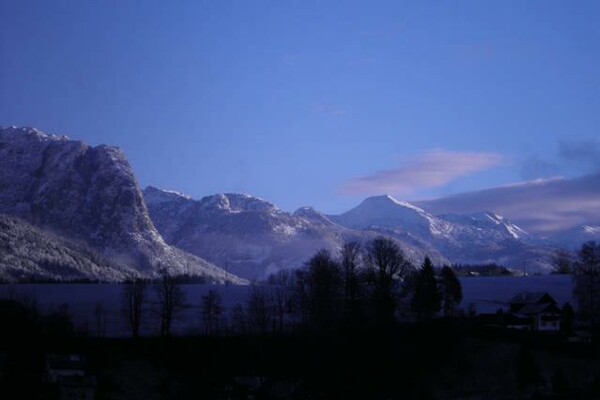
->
121;237;463;337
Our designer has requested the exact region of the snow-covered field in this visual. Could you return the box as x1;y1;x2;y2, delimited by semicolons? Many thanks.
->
0;274;573;336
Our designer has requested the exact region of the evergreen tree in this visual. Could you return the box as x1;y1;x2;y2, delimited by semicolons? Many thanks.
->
411;256;441;319
440;266;462;317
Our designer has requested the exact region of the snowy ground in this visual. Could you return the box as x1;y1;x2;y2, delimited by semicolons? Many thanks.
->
0;274;573;337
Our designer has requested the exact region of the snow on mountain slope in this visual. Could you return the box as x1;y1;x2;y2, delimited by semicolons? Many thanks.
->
439;212;529;240
331;195;451;237
0;126;243;283
144;188;448;279
332;195;553;272
0;214;134;282
542;225;600;250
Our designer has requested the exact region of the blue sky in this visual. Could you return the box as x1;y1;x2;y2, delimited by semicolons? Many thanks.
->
1;1;599;213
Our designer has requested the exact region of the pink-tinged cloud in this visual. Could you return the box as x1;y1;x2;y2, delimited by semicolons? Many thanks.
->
341;150;504;196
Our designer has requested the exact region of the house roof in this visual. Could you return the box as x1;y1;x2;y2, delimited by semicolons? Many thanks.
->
516;303;561;315
509;292;555;305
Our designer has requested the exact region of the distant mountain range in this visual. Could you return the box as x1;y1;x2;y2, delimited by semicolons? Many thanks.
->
143;187;447;279
145;189;559;279
1;126;598;282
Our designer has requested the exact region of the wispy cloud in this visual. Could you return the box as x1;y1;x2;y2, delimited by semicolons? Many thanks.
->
415;173;600;234
341;150;504;196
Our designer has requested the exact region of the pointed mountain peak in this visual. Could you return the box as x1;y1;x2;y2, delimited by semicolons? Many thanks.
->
360;194;428;213
333;194;444;234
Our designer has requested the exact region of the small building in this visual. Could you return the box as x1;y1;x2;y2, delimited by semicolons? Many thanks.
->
508;292;562;332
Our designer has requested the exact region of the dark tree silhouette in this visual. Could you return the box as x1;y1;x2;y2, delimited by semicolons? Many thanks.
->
573;241;600;324
365;237;411;325
552;249;573;274
247;285;272;335
201;289;223;336
304;249;343;330
154;267;187;337
123;279;147;338
230;303;247;335
561;302;575;335
440;266;462;317
411;257;441;319
340;241;362;321
267;269;295;333
93;302;106;337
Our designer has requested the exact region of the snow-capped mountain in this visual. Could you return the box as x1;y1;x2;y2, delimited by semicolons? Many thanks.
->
331;195;451;238
542;225;600;250
143;188;448;279
145;189;556;277
0;126;242;283
331;195;553;272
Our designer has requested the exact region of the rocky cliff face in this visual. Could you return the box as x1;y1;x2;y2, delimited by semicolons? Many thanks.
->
0;127;242;283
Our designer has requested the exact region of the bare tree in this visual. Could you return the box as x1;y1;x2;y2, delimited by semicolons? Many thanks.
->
230;303;247;334
267;269;295;333
552;249;573;274
365;237;412;324
247;285;272;335
305;249;343;330
573;241;600;325
123;279;147;338
340;242;362;321
201;289;223;336
93;302;106;337
154;267;187;337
